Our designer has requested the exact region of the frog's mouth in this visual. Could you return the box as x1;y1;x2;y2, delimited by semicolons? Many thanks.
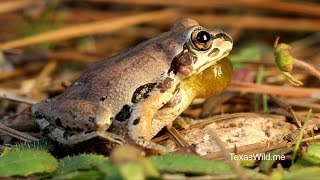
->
190;40;233;76
195;49;232;75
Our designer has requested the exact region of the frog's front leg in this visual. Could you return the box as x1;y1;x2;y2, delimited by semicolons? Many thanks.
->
36;118;125;145
128;90;174;153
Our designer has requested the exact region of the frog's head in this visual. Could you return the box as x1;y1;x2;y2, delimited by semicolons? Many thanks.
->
167;18;233;78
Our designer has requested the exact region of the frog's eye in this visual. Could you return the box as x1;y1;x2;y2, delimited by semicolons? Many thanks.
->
191;29;213;51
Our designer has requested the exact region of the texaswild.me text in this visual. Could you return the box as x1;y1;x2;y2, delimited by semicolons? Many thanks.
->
230;153;285;161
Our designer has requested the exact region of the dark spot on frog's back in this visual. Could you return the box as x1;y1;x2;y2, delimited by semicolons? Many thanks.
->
115;105;131;122
132;118;140;125
131;83;157;103
89;117;95;122
100;96;107;101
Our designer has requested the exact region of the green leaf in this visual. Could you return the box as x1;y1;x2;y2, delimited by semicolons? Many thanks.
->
283;167;320;180
97;160;122;180
138;158;159;177
299;143;320;165
53;170;104;180
260;148;287;173
15;140;54;151
149;153;232;175
0;150;58;176
119;162;145;180
230;45;266;62
290;158;315;171
57;154;107;174
229;44;271;70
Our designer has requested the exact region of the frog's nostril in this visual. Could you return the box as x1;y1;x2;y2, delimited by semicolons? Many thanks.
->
215;33;233;44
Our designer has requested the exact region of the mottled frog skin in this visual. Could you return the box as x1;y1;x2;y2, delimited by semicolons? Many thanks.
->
32;18;233;153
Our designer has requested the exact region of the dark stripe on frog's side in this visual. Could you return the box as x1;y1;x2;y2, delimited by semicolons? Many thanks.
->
116;82;159;122
131;83;157;103
168;43;197;75
115;104;132;122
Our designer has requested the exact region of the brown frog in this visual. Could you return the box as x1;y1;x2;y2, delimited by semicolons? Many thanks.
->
32;18;233;153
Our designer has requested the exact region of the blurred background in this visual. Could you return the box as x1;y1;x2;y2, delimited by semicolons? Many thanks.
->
0;0;319;138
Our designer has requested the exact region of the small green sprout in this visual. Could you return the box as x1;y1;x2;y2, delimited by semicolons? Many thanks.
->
274;37;303;86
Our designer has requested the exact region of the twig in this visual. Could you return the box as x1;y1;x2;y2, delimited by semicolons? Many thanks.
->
60;10;320;32
0;122;38;142
292;109;312;163
30;60;57;99
0;62;43;81
190;14;320;32
0;9;175;50
167;126;190;148
153;113;285;143
0;91;37;105
294;58;320;80
228;82;320;99
60;9;320;32
0;0;39;14
87;0;320;17
269;96;302;128
285;99;320;110
290;33;320;48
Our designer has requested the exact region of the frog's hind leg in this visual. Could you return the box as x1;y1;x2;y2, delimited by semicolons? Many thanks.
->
36;118;125;145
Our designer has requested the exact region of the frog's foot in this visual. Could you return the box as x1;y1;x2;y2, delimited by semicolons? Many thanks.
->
36;118;125;145
128;116;170;153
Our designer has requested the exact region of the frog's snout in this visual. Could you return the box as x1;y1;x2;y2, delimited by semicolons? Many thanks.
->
209;31;233;57
213;32;233;44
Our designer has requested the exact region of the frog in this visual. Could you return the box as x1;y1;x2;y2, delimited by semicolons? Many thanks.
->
31;18;233;153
